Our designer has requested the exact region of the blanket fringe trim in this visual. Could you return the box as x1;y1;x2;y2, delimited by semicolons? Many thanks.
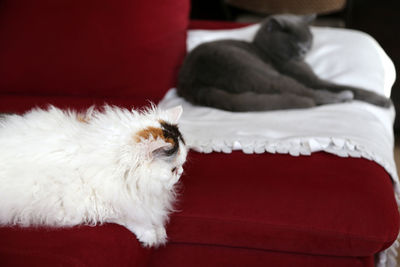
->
377;239;399;267
189;136;399;267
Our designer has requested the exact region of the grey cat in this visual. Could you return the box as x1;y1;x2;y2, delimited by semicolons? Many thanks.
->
177;14;392;111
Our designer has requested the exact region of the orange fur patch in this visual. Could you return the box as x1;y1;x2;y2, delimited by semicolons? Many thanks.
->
135;126;174;144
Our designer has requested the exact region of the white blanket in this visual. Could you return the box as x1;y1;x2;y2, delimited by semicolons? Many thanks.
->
158;24;398;266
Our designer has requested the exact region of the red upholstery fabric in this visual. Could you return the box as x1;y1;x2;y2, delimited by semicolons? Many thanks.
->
189;20;249;30
149;243;374;267
155;152;399;258
0;224;150;267
0;0;189;102
0;94;153;114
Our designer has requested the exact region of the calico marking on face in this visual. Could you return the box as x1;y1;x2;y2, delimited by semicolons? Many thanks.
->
160;120;185;156
135;121;185;157
136;126;167;143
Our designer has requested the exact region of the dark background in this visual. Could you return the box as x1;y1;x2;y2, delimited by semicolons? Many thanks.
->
190;0;400;133
351;0;400;133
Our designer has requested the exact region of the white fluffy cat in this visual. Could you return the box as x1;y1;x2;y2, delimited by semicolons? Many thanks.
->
0;105;187;247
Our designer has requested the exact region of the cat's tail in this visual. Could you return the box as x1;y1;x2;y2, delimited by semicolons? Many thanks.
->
323;84;392;108
180;86;318;112
351;88;393;108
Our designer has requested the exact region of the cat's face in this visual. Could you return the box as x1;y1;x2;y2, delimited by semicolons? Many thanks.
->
132;106;188;190
152;119;187;188
254;14;315;61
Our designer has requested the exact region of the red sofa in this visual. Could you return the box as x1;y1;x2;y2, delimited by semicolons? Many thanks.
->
0;1;398;266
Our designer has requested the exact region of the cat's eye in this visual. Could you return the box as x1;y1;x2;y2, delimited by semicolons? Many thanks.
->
171;167;177;173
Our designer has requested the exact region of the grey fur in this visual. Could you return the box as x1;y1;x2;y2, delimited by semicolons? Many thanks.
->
177;14;392;111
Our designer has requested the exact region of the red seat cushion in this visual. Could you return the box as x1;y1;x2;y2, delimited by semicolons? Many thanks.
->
166;151;399;257
0;0;189;102
149;243;375;267
0;224;150;267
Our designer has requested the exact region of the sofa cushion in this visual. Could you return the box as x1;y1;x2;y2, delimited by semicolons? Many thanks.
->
0;224;150;267
149;243;375;267
0;0;189;101
166;151;399;257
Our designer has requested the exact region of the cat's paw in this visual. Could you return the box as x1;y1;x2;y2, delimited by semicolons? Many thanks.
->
156;226;167;244
337;90;354;102
136;229;158;247
135;227;167;248
314;90;353;105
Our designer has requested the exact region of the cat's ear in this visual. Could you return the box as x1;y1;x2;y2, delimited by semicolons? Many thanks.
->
266;17;283;32
164;105;183;124
303;14;316;24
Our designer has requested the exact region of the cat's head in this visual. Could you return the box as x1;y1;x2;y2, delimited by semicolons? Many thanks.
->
80;105;187;210
253;14;315;61
129;106;188;192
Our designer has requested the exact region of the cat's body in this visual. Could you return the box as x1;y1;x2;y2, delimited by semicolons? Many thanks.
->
0;105;187;247
178;14;391;111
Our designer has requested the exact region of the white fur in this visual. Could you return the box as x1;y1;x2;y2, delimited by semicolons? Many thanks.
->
0;105;187;247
